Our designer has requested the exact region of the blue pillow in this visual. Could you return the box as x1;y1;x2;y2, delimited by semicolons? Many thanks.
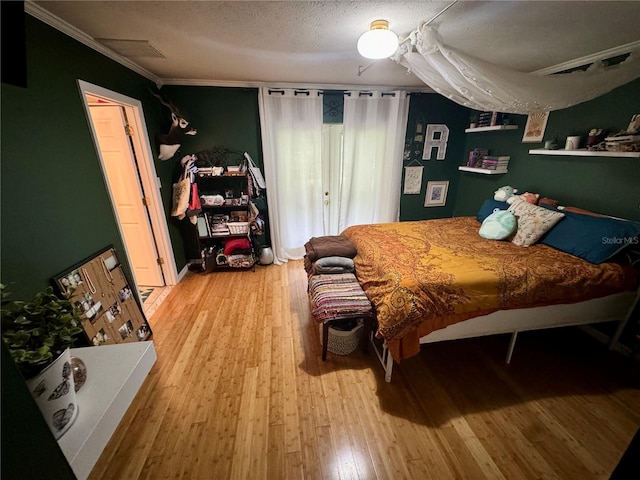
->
476;199;509;223
539;211;640;264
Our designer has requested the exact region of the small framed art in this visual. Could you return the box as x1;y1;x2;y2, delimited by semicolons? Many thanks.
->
403;166;423;194
522;111;549;143
424;181;449;207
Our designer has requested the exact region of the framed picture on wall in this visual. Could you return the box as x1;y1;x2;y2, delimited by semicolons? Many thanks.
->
403;166;423;194
424;181;449;207
522;111;549;143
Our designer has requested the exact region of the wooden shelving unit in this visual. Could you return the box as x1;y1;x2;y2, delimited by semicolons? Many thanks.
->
458;166;508;175
465;125;519;133
529;149;640;158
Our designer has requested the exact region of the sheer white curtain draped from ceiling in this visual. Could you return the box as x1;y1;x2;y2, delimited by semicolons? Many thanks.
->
339;91;409;232
394;26;640;114
258;88;324;264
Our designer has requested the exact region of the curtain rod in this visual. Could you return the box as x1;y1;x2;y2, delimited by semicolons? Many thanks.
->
267;89;405;97
399;0;458;46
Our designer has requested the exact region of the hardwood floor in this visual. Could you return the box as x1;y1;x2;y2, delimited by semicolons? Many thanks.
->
89;260;640;479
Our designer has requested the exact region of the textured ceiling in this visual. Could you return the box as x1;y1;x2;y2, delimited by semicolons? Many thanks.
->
30;1;640;89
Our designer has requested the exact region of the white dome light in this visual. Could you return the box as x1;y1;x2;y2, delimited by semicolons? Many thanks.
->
357;20;399;59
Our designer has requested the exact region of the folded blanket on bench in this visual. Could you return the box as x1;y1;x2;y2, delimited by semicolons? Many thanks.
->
304;235;357;262
312;256;355;274
308;273;373;323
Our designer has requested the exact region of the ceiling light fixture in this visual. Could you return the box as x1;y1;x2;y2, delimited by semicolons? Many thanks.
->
357;20;399;59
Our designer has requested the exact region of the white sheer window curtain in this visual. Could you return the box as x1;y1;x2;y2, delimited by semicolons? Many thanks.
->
339;91;409;232
258;88;324;264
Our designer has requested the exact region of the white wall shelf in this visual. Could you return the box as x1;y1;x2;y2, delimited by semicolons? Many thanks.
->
465;125;519;133
57;341;157;480
529;149;640;158
458;166;508;175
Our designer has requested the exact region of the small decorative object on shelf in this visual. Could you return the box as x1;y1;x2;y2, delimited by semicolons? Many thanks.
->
544;134;559;150
564;135;581;150
586;128;607;150
469;112;479;129
70;356;87;392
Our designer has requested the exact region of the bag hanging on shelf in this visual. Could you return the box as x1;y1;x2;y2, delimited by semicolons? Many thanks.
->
244;152;266;190
171;163;191;219
252;195;267;213
186;182;202;217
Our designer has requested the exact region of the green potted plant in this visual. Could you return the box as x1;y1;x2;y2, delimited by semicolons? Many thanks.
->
1;283;85;439
1;283;84;379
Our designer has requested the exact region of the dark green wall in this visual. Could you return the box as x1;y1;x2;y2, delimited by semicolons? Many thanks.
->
399;93;469;220
0;15;168;477
454;78;640;222
0;15;183;301
158;85;262;162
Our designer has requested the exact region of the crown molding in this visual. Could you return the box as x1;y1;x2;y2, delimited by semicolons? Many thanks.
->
532;40;640;76
160;77;433;92
25;1;162;86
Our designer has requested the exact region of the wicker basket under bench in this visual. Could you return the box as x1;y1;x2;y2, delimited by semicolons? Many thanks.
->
307;273;375;360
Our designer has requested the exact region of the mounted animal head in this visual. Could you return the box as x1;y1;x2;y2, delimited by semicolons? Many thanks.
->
151;91;197;161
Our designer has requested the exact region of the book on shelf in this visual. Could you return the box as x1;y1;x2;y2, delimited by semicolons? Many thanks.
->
481;156;509;170
467;148;489;168
206;213;230;235
481;162;509;170
481;155;509;168
476;111;505;127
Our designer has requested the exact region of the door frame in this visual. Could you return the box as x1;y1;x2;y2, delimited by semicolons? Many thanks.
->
77;79;178;286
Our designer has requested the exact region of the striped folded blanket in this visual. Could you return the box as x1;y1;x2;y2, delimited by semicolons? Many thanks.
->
308;273;373;324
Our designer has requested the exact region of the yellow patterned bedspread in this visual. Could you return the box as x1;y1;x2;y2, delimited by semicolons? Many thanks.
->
341;217;637;361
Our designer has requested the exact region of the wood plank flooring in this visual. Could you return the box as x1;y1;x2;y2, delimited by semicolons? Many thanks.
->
89;260;640;479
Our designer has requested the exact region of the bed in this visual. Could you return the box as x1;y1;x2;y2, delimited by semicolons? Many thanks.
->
341;210;640;382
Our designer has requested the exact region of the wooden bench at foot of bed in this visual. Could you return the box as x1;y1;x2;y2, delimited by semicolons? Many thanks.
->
307;273;375;361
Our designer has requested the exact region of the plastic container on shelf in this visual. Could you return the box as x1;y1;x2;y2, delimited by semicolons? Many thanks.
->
227;222;249;235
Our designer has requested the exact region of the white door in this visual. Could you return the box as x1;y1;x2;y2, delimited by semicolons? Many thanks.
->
89;105;165;286
321;124;344;235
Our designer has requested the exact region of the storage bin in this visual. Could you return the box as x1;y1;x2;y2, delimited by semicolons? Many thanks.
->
319;320;363;355
227;222;249;234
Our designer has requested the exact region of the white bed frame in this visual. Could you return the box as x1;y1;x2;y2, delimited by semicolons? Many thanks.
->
371;289;639;382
